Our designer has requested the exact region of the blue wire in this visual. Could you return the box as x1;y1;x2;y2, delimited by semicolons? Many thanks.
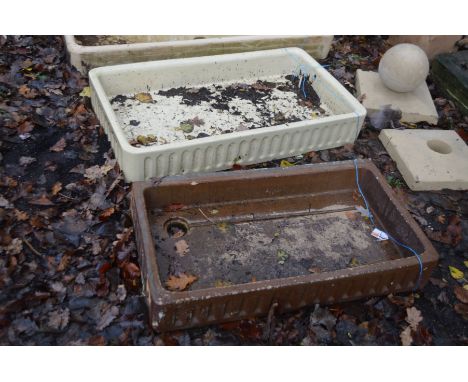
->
281;49;422;287
301;75;307;98
387;234;424;288
353;159;423;289
353;159;375;226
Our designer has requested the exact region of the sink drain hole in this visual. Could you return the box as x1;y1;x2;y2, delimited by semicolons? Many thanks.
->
165;219;189;238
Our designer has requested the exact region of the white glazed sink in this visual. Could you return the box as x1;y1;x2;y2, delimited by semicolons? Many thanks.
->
65;35;333;74
89;48;366;182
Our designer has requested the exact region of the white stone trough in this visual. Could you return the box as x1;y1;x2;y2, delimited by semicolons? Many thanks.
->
89;48;366;182
66;35;333;74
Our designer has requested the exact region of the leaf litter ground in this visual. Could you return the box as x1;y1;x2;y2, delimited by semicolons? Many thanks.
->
0;36;467;345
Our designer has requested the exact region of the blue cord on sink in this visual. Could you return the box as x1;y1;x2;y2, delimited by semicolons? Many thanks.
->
353;159;423;289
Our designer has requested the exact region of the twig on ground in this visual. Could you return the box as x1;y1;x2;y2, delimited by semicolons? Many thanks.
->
105;175;123;197
22;237;42;257
58;192;80;201
198;208;215;224
262;301;279;344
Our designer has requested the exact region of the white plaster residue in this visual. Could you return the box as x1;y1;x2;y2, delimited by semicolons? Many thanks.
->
111;75;333;146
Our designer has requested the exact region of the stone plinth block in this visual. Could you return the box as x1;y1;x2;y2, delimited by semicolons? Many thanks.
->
356;70;438;125
379;129;468;191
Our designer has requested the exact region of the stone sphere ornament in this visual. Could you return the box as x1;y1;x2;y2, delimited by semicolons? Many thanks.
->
378;43;430;93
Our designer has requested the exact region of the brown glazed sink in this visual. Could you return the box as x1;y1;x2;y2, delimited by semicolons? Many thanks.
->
131;159;438;332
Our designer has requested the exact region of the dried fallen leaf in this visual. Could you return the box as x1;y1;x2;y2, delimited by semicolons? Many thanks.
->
99;207;115;221
280;159;294;168
413;325;433;345
73;103;88;117
165;273;198;291
51;182;62;196
349;257;359;267
400;326;413;346
136;134;157;146
437;215;446;224
48;308;70;331
438;291;449;304
134;92;153;103
277;249;289;265
79;86;91;97
18;84;38;99
178;123;194;133
49;137;67;152
0;195;12;208
30;215;45;228
454;303;468;320
116;284;127;302
454;286;468;304
251;81;272;91
121;262;141;288
406;307;423;330
310;304;337;331
217;222;230;233
187;116;205;127
14;209;29;221
429;277;447;289
426;230;452;245
91;241;102;255
57;252;72;272
29;194;54;206
96;306;119;330
400;122;418;129
164;203;185;212
19;156;36;166
175;240;190;256
1;238;23;255
218;319;263;342
345;210;359;221
446;215;462;247
17;120;34;134
214;280;233;288
88;335;106;346
232;163;246;171
428;216;463;247
51;281;66;297
388;294;415;307
84;162;115;181
449;266;464;280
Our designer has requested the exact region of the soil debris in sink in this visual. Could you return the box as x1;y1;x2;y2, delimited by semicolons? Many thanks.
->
74;35;220;46
153;207;402;291
111;74;332;148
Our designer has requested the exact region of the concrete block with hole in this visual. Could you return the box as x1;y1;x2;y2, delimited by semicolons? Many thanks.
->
379;129;468;191
356;70;438;124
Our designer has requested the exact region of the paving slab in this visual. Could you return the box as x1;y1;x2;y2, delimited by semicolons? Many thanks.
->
356;70;438;124
379;129;468;191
